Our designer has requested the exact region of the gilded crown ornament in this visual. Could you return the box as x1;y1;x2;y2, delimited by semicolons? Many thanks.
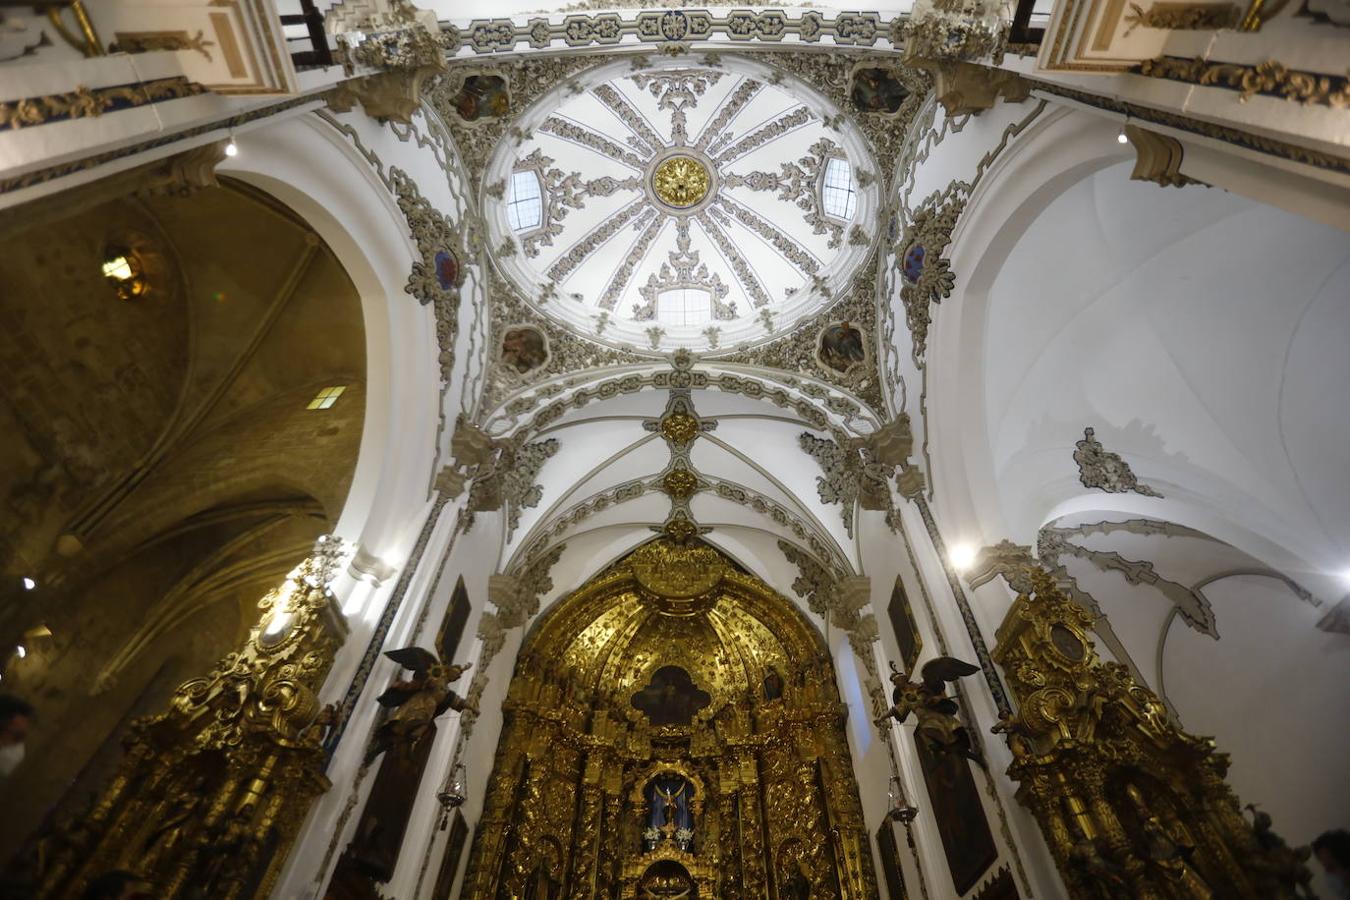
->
652;155;711;208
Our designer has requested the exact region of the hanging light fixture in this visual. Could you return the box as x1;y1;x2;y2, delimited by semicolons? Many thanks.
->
887;775;919;824
101;245;149;301
437;760;468;830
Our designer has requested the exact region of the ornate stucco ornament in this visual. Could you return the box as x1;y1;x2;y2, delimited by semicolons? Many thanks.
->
327;0;447;123
643;368;717;543
1072;426;1163;497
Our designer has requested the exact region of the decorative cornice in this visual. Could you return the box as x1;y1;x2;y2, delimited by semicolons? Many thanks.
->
0;77;206;133
1136;56;1350;107
441;9;901;56
1028;78;1350;175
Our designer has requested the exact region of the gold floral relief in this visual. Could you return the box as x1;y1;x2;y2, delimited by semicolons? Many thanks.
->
652;155;711;208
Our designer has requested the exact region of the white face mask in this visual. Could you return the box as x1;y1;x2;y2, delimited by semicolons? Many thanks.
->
0;742;25;776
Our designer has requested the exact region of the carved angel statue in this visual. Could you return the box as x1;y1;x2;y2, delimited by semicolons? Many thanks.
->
366;647;475;764
875;656;984;767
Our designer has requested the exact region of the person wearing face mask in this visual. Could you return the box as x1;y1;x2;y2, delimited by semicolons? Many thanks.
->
0;693;34;777
1315;830;1350;899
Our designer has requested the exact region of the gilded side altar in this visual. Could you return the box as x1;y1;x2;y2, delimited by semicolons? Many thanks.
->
991;568;1316;899
29;542;348;900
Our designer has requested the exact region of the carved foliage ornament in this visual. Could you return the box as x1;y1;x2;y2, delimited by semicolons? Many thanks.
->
896;189;965;363
1137;55;1350;107
1073;427;1163;497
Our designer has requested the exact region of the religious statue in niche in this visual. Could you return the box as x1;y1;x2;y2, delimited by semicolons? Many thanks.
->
523;859;562;900
449;74;510;122
1123;783;1215;896
850;67;911;114
500;325;549;375
817;320;867;374
777;841;813;900
762;666;785;701
366;647;475;764
876;656;984;767
643;774;696;853
630;665;711;727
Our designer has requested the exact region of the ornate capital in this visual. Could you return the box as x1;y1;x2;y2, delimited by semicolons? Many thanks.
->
326;0;446;123
925;61;1030;117
1125;124;1207;188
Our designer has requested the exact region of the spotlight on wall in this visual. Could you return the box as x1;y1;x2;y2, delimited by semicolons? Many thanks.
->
949;542;977;573
21;577;35;591
101;245;149;301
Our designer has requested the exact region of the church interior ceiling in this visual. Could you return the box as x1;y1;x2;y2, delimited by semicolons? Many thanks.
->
0;179;366;860
429;47;931;418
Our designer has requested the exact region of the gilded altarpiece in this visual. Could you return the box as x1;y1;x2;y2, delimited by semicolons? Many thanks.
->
28;546;347;900
464;539;877;899
992;569;1315;899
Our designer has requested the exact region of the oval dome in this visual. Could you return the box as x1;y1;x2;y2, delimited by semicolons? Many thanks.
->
482;53;880;355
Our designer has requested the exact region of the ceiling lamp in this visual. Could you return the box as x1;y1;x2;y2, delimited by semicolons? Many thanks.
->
101;245;149;301
20;577;35;591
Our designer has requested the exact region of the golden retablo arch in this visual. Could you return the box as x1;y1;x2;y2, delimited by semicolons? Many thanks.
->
464;538;877;898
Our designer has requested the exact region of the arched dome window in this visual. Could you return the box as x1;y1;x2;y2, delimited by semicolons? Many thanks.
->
821;157;857;221
657;288;712;326
506;169;543;232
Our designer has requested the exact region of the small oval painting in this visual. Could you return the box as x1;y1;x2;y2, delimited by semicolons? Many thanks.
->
901;243;926;284
435;249;460;290
817;320;867;374
500;325;548;375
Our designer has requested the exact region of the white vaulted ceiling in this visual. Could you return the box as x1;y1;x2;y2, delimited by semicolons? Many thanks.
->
483;54;879;354
978;162;1350;574
497;383;867;585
